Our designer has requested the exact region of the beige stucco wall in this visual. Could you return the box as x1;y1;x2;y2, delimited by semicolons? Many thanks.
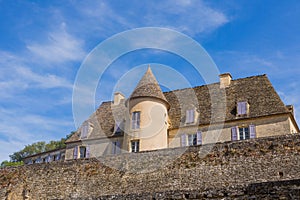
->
65;112;296;159
124;98;168;152
168;114;294;148
288;117;298;134
65;137;124;160
65;145;77;160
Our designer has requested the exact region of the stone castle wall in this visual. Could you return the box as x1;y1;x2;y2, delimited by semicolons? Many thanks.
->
1;134;300;199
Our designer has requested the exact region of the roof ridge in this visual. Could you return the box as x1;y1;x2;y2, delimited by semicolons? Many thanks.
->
162;74;267;94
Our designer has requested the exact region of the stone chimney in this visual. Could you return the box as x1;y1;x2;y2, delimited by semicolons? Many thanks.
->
286;105;294;116
219;73;232;88
113;92;125;105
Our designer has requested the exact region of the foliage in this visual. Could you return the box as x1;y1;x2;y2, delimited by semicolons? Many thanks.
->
8;133;74;162
1;160;23;167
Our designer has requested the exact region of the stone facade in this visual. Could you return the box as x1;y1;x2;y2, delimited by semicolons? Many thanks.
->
61;69;299;161
2;133;300;199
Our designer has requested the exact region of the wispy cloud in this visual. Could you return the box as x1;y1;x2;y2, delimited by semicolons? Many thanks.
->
0;27;79;161
142;0;229;35
16;67;73;89
0;51;73;100
26;23;86;64
67;0;229;37
0;106;73;161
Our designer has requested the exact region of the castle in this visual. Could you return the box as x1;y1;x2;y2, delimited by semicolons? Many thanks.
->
24;67;299;164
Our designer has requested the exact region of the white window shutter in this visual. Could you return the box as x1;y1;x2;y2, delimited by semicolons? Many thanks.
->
186;109;194;123
238;102;247;115
249;125;256;138
190;110;195;123
242;102;247;114
81;125;89;139
73;146;78;159
237;102;242;115
196;131;202;145
137;112;140;128
86;146;90;158
181;134;187;147
231;127;238;141
185;110;189;123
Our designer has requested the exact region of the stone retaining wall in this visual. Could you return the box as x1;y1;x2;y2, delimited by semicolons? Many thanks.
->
1;134;300;199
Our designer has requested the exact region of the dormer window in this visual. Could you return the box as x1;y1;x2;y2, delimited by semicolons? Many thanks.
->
185;109;195;124
131;111;140;129
80;122;93;139
81;125;89;139
237;101;249;116
114;121;124;135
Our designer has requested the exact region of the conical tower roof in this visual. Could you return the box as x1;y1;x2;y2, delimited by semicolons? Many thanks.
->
129;67;169;106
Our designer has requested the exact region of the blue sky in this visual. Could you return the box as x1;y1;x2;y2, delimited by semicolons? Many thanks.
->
0;0;300;162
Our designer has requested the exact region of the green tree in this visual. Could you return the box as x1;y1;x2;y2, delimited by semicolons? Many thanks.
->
9;141;46;162
1;160;23;167
45;139;66;151
8;132;73;163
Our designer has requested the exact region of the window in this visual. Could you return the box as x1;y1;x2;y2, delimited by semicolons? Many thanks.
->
79;146;86;158
78;146;90;158
237;101;248;115
81;124;89;139
114;121;123;135
54;154;61;161
188;134;197;146
185;109;195;124
231;125;256;141
239;127;249;140
182;131;202;147
112;141;121;154
131;140;140;153
131;111;140;129
45;155;51;163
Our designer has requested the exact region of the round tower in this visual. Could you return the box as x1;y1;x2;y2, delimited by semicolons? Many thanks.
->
124;67;170;152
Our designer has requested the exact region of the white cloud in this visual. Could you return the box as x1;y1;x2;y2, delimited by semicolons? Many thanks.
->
26;24;86;64
142;0;229;35
0;0;231;162
16;67;73;89
0;51;73;99
67;0;229;37
0;49;76;162
0;106;74;161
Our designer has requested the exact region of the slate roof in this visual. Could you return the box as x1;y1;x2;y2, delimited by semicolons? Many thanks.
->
165;74;289;129
129;67;168;104
66;74;292;143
